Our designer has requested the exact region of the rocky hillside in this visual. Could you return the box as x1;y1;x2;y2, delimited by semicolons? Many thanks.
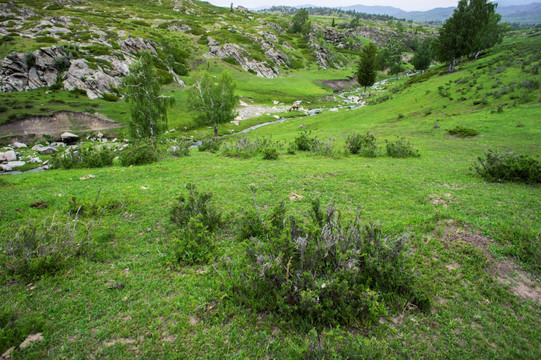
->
0;0;433;100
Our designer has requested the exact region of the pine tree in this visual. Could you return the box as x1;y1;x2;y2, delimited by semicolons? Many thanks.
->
122;51;174;140
357;42;378;95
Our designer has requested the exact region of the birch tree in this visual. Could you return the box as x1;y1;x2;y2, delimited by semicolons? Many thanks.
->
188;71;238;137
122;51;174;139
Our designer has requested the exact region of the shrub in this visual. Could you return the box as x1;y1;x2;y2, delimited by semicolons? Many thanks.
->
119;141;159;166
310;138;337;157
170;215;215;265
232;199;429;326
0;217;95;280
262;146;279;160
386;138;420;158
446;126;479;137
221;135;260;159
101;93;119;102
198;138;221;152
472;150;541;184
519;79;540;90
293;130;318;151
345;132;378;157
170;184;221;232
51;146;114;169
167;140;191;157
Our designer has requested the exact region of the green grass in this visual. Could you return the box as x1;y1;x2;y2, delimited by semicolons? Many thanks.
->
0;12;540;360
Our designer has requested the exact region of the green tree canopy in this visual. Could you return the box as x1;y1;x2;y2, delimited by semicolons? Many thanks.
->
188;71;238;137
411;38;433;72
289;9;309;34
357;42;378;94
122;51;174;139
435;0;505;72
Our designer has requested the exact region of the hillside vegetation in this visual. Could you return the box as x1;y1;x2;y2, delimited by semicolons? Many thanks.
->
0;1;540;359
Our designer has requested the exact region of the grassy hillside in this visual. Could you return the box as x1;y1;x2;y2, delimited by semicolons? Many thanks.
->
0;25;540;359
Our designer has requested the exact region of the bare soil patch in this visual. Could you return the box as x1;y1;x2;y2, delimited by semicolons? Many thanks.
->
319;77;358;92
441;220;540;302
0;111;123;139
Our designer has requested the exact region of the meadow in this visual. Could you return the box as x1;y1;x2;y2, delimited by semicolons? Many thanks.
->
0;30;540;359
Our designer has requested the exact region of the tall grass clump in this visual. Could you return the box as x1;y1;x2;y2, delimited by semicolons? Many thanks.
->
198;137;221;152
231;198;430;326
472;150;541;184
0;216;95;280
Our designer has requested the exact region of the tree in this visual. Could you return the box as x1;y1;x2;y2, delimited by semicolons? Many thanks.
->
289;9;309;34
411;38;433;72
188;71;238;137
376;38;403;75
357;42;378;95
122;51;174;139
435;0;505;72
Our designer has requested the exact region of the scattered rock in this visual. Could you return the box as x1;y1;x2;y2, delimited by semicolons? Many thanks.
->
37;146;58;155
13;142;27;149
61;132;79;143
1;161;25;171
0;150;16;161
289;191;304;201
30;201;47;209
79;174;96;180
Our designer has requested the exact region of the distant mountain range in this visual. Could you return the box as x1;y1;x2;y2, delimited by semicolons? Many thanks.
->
260;2;541;25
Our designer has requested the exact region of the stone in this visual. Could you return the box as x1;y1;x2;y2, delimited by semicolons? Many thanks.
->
13;142;27;149
0;161;25;171
37;146;58;155
63;59;119;99
0;150;16;161
61;132;79;143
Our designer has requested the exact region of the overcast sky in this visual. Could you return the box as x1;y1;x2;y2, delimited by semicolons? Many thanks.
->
206;0;458;12
205;0;536;12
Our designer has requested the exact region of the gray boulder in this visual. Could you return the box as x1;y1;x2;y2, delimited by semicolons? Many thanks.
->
63;59;120;99
13;142;27;149
0;150;17;161
1;161;25;171
37;146;58;155
61;132;79;143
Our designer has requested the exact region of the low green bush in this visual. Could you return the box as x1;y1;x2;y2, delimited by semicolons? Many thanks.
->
101;93;119;102
119;141;159;166
0;217;95;280
293;130;318;151
170;215;215;265
262;146;279;160
170;184;222;232
52;146;114;169
386;137;420;158
446;126;479;137
472;150;541;184
231;198;430;326
198;138;221;152
345;132;378;157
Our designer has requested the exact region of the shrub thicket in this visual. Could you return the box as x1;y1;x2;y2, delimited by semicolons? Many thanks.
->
385;138;420;158
0;217;95;280
198;138;221;153
52;146;114;169
119;141;159;166
472;150;541;184
231;199;430;326
169;184;222;265
345;132;378;157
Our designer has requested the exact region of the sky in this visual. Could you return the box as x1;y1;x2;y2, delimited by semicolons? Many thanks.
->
205;0;538;12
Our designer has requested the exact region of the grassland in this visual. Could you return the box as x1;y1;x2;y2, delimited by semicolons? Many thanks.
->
0;29;540;359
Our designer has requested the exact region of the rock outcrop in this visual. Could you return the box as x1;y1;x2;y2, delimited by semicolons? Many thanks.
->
0;47;66;92
63;59;119;99
207;37;278;79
